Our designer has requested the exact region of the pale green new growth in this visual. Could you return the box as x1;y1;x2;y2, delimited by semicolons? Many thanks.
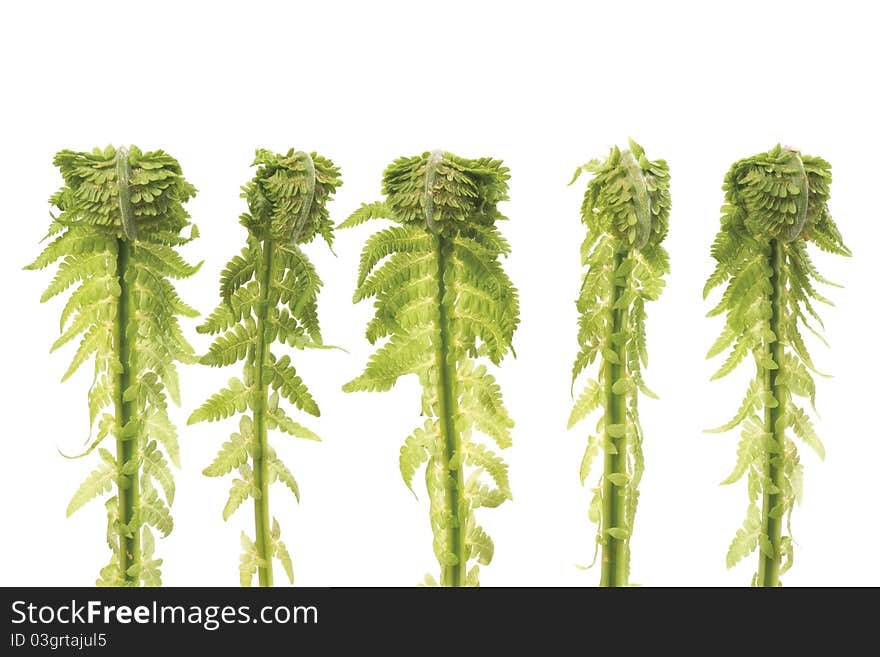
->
342;151;519;586
568;139;671;587
27;146;199;586
189;148;341;587
705;144;849;586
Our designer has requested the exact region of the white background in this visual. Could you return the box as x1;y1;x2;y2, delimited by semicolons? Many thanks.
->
1;1;877;587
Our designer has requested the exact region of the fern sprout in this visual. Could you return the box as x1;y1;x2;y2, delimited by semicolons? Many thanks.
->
27;146;200;586
568;139;671;587
705;144;849;586
189;149;341;586
341;150;519;586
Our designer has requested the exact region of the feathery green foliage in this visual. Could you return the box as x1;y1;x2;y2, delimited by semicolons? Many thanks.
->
568;139;671;587
189;148;341;586
705;144;849;586
342;150;519;586
27;145;199;586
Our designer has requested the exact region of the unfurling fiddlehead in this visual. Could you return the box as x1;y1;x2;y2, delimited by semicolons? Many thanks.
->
568;139;671;587
27;146;200;586
705;144;849;586
189;149;341;586
341;151;519;586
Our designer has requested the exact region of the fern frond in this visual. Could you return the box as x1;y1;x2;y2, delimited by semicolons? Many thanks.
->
345;150;518;585
569;140;670;587
192;148;340;586
706;145;847;585
33;145;197;585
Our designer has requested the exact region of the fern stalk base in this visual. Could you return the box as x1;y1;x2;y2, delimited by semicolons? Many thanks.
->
115;239;139;584
601;248;628;587
435;235;466;587
252;238;275;587
758;239;785;587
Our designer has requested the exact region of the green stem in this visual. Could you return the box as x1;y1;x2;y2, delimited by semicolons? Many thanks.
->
114;238;139;584
601;248;629;587
252;238;275;587
758;239;785;586
435;234;465;587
